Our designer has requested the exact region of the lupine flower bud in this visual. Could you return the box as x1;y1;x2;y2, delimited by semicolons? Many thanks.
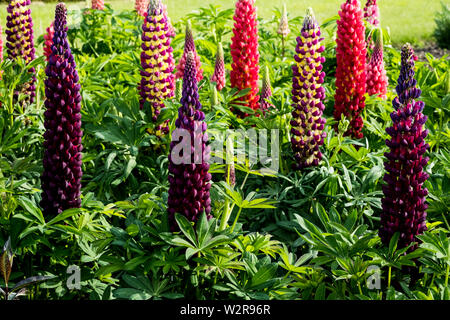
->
175;21;203;82
277;3;290;38
41;3;83;216
366;33;388;98
225;162;236;188
168;51;212;230
135;0;149;17
290;8;327;169
211;42;226;91
43;21;54;62
363;0;380;27
334;0;367;139
6;0;36;104
230;0;260;116
380;44;429;250
91;0;105;10
260;65;273;111
138;0;175;125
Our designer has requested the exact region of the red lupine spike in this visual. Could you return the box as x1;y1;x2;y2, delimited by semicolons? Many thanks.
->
230;0;260;117
43;21;55;62
333;0;367;139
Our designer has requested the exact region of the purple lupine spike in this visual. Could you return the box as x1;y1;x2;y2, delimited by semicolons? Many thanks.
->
41;3;83;216
260;65;273;111
290;8;327;170
138;0;175;135
168;51;212;230
380;43;429;250
211;42;225;91
5;0;36;104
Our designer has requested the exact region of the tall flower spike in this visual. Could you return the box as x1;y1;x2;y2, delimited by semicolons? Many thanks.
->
5;0;36;104
290;8;327;170
175;21;203;82
230;0;260;116
260;65;273;111
277;3;290;38
211;42;225;91
135;0;149;17
41;3;83;216
43;21;54;62
91;0;105;10
138;0;175;127
380;44;429;250
168;51;212;230
363;0;380;27
334;0;367;139
366;31;388;98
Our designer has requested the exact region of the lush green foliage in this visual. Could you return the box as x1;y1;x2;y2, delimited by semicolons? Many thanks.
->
434;2;450;49
0;4;449;300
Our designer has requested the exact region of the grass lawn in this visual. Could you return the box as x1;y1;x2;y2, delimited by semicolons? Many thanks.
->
0;0;443;49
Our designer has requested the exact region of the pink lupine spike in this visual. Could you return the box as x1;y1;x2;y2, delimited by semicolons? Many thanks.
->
366;31;388;99
43;21;55;62
260;65;273;111
135;0;149;17
211;42;225;91
175;21;203;82
91;0;105;10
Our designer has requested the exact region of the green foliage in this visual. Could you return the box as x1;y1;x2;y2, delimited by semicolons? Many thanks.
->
434;2;450;49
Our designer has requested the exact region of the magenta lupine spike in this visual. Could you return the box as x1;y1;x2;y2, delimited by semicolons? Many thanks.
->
91;0;105;10
380;44;429;250
168;51;212;230
138;0;175;129
260;65;273;111
41;3;83;216
175;21;203;83
290;8;327;169
5;0;36;104
366;33;388;98
211;42;225;91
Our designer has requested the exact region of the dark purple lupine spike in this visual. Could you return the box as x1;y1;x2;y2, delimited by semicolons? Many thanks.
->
41;3;83;216
167;51;212;230
380;43;429;250
5;0;36;104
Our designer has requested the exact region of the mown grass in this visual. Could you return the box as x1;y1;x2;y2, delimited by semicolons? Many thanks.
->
0;0;443;49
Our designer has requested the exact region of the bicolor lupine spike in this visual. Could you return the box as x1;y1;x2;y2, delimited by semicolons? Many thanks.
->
230;0;260;116
380;44;429;250
334;0;367;139
366;32;388;98
41;3;83;216
168;51;212;230
260;65;273;111
290;8;327;169
91;0;105;10
135;0;149;17
211;42;225;91
277;3;290;38
175;21;203;82
363;0;380;27
43;21;54;62
138;0;175;126
5;0;36;104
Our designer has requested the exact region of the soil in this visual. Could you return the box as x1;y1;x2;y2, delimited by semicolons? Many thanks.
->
409;42;450;61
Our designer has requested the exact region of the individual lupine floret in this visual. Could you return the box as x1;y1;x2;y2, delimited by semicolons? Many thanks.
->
41;3;83;216
135;0;149;17
230;0;260;116
138;0;175;124
175;21;203;83
43;21;54;62
290;8;327;169
260;65;273;111
380;43;429;250
5;0;36;104
277;3;290;56
366;32;388;98
91;0;105;10
333;0;367;139
211;42;225;91
168;51;212;230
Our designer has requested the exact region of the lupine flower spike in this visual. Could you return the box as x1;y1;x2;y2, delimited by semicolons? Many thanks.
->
135;0;149;17
380;43;429;250
211;42;225;91
138;0;175;134
175;21;203;82
0;24;3;79
277;3;290;57
41;3;83;216
334;0;367;139
290;8;327;170
43;21;55;62
230;0;260;117
5;0;36;104
91;0;105;10
260;65;273;111
168;51;212;230
363;0;380;27
366;31;388;98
